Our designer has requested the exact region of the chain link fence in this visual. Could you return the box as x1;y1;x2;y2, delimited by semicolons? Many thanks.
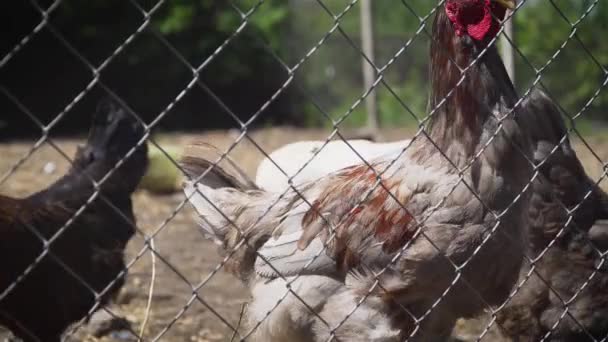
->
1;0;608;341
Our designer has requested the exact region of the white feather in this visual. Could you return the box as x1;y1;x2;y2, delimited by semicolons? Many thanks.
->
255;139;409;193
184;181;228;244
248;276;343;342
255;231;337;278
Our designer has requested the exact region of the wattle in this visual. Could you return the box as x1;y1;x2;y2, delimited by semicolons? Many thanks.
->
466;5;495;41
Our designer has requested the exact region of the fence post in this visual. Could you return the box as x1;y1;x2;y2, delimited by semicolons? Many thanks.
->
359;0;380;140
501;10;516;84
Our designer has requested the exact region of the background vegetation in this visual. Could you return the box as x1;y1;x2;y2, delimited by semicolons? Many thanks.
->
2;0;606;139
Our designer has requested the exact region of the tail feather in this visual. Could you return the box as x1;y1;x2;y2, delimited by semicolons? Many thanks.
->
181;142;261;246
521;88;569;145
181;142;257;191
183;181;234;245
524;89;608;224
181;143;280;279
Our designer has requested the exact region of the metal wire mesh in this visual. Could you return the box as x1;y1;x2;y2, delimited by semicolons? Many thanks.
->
1;0;608;341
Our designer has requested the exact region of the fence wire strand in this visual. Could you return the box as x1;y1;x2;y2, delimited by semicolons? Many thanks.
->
1;0;607;341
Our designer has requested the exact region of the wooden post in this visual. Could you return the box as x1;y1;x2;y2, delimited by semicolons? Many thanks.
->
501;10;516;84
359;0;380;140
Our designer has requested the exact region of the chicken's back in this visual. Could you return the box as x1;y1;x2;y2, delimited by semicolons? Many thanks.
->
255;139;407;193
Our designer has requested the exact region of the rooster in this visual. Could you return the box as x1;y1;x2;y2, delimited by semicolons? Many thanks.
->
0;100;148;342
259;12;608;342
259;90;608;341
495;90;608;341
183;0;525;341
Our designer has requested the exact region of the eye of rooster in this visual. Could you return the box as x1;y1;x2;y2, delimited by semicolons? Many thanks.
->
446;0;510;41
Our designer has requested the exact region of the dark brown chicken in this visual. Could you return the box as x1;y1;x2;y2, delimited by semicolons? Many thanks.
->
0;100;148;342
497;89;608;341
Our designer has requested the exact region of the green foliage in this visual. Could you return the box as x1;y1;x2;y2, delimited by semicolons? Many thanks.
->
515;0;608;122
292;0;434;128
293;0;608;129
48;0;608;130
156;0;287;47
250;6;289;49
149;0;289;87
158;3;196;34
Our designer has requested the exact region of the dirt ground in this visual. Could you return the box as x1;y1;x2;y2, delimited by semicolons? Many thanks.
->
1;127;607;342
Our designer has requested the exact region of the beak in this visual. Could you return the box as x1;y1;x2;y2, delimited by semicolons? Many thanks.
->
493;0;516;10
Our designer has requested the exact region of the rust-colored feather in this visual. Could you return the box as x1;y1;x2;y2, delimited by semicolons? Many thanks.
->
298;163;416;267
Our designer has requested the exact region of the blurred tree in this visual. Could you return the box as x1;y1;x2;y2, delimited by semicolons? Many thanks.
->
289;0;435;127
289;0;607;129
515;0;608;122
1;0;606;140
1;0;297;139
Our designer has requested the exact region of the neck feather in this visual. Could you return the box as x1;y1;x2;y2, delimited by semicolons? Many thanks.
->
425;9;518;160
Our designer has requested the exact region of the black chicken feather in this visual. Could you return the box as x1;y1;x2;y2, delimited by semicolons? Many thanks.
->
497;88;608;341
0;100;148;342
